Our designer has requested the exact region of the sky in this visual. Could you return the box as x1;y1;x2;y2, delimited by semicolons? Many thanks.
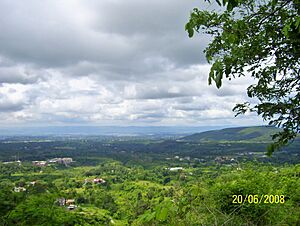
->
0;0;264;127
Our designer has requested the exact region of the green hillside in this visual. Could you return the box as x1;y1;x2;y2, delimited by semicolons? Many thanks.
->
182;126;281;143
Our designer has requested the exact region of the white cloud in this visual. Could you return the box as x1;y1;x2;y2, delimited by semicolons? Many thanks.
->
0;0;263;127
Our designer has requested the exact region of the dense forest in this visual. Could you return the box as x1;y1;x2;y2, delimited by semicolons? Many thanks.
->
0;126;299;225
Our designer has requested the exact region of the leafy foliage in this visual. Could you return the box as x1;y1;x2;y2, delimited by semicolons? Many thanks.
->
186;0;300;154
0;159;299;225
183;125;280;142
0;136;299;225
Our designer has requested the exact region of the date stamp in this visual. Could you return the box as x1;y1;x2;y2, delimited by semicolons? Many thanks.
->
232;194;285;204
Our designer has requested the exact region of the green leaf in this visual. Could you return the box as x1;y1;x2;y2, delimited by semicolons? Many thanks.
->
295;16;300;29
282;24;290;38
185;23;194;38
267;143;275;156
155;207;168;222
215;71;223;88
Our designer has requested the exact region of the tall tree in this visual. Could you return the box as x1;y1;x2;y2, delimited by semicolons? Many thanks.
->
186;0;300;154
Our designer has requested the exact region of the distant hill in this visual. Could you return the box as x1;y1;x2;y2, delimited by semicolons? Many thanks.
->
0;126;225;136
181;126;281;143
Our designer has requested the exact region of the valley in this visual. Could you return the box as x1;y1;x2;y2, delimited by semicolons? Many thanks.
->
0;126;299;225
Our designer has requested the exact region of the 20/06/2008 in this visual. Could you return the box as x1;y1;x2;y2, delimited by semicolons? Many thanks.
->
232;195;285;204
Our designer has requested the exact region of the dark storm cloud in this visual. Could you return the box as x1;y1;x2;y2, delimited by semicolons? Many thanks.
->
0;101;24;112
0;1;136;68
0;66;42;84
0;0;209;72
92;0;190;35
90;0;210;66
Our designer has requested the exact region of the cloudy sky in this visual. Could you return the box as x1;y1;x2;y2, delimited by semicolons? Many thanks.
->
0;0;263;127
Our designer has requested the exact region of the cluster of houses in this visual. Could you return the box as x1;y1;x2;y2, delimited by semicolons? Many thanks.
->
56;178;106;211
14;187;27;192
32;161;47;167
2;158;73;167
32;157;73;167
14;181;37;193
214;156;236;164
57;198;77;210
165;156;206;163
13;176;106;190
83;178;106;185
174;156;191;161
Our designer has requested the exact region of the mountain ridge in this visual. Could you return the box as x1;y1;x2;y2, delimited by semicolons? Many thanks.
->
181;126;281;143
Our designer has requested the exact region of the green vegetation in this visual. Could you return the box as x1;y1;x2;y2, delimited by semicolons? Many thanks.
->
0;127;299;225
0;158;299;225
183;126;280;143
186;0;300;153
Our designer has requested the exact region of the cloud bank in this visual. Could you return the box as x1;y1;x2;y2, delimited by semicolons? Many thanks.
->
0;0;262;127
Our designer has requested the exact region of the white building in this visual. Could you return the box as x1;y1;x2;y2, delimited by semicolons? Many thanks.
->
169;167;183;172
